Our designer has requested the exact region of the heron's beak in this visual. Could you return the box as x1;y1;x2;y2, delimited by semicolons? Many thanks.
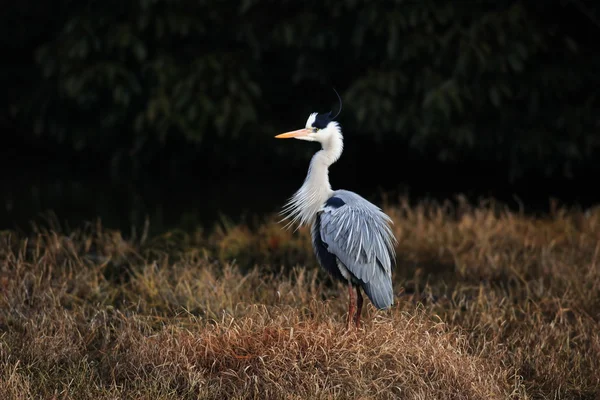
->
275;128;311;139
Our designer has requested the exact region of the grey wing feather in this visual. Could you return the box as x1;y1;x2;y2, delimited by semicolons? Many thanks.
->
362;265;394;309
319;190;397;307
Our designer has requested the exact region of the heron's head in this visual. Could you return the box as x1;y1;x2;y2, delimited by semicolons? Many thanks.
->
275;112;340;143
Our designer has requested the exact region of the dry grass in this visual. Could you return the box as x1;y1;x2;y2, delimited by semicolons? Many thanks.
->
1;197;600;399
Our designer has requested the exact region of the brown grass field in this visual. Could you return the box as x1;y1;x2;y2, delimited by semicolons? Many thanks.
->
1;197;600;399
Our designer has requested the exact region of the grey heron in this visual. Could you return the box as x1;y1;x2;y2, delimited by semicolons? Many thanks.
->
275;95;397;328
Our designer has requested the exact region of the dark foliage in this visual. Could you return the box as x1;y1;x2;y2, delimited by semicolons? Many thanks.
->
3;0;600;180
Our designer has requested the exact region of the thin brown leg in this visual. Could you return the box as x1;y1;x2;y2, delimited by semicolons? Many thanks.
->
354;286;363;328
346;281;356;330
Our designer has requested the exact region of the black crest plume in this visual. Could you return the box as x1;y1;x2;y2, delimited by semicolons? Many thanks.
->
311;88;343;129
332;88;343;119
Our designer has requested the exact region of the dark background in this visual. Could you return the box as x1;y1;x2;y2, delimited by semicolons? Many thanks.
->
2;0;599;235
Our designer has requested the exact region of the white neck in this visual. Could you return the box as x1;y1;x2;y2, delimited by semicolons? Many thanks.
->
280;123;344;229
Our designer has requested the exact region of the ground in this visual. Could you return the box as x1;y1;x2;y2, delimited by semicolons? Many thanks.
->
1;197;599;399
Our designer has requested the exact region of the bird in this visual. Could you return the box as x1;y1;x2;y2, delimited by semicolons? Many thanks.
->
275;91;397;329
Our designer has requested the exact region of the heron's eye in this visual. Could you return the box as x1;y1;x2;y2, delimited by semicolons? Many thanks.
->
312;127;318;133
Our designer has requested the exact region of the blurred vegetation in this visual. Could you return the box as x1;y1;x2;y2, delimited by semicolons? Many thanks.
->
4;0;600;180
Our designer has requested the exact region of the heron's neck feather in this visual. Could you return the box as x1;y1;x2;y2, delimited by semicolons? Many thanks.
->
280;124;343;229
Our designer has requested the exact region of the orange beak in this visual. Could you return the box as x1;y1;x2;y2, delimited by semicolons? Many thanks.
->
275;128;311;139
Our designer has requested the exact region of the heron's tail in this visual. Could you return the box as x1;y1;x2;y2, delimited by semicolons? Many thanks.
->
361;271;394;310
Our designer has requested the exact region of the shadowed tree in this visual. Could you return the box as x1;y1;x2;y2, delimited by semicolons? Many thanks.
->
4;0;600;180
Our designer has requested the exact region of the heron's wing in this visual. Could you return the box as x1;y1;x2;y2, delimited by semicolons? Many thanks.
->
318;191;397;285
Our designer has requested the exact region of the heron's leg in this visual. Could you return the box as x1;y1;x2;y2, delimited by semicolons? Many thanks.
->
354;286;363;328
346;280;356;330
